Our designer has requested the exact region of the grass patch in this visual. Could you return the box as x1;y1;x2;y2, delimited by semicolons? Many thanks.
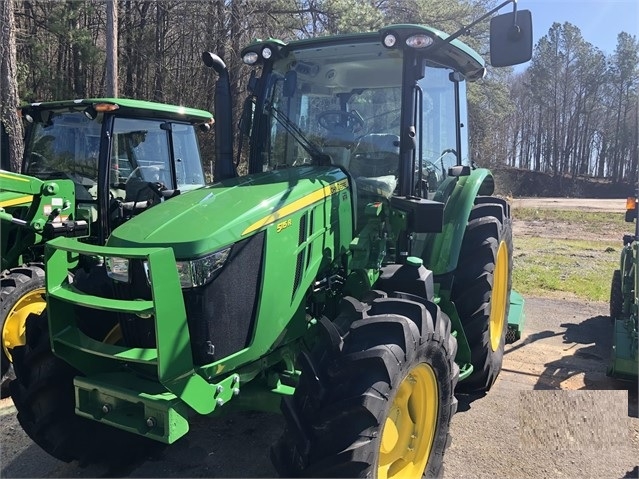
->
512;237;619;301
513;207;627;238
511;207;629;301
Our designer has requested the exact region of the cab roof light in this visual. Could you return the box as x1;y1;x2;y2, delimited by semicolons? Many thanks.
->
406;34;434;49
243;51;259;65
199;117;215;132
94;103;120;113
383;33;397;48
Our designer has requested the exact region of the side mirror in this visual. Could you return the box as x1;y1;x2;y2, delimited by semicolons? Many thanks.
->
489;9;533;67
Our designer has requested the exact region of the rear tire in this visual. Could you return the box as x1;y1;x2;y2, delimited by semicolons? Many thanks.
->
0;265;46;377
452;198;513;392
272;294;458;478
10;310;160;465
609;269;622;321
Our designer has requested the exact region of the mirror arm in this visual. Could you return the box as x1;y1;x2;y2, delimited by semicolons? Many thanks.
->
440;0;517;46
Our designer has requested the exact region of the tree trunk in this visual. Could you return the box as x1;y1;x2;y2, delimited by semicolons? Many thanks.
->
106;0;118;97
0;0;24;171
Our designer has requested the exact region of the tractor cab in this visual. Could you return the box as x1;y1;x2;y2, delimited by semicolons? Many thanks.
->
239;15;531;236
19;99;211;242
242;33;462;207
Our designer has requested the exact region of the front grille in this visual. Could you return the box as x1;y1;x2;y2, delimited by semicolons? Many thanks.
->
183;232;265;364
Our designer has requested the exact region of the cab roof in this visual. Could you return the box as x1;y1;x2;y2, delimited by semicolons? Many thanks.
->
242;24;485;81
20;98;214;124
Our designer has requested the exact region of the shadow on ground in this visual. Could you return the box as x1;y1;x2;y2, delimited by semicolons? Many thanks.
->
531;314;637;418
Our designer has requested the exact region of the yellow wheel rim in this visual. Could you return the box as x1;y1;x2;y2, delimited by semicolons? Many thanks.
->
2;288;46;361
378;363;438;479
489;240;509;352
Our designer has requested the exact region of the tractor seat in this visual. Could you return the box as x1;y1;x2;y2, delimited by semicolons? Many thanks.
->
348;133;399;200
349;133;400;178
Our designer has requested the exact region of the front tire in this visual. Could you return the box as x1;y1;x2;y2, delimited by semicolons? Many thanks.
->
272;294;458;478
0;265;45;377
451;198;513;392
10;310;160;465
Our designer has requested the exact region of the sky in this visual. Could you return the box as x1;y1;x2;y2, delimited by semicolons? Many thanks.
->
511;0;639;71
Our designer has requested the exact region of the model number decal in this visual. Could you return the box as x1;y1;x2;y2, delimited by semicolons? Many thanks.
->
329;179;348;195
276;218;293;233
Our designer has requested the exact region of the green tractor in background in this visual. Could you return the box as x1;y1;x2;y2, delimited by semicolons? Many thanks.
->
10;3;532;477
0;99;213;381
608;176;639;381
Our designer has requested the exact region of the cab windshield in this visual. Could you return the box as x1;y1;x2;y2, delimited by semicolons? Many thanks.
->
261;42;402;200
259;40;467;196
24;111;102;201
23;112;206;203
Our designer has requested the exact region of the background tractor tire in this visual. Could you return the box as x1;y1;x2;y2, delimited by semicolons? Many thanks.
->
451;198;513;393
272;294;458;478
9;310;161;465
609;269;622;321
0;264;45;377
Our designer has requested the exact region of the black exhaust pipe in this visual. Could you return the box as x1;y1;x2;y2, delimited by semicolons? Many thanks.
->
202;52;237;181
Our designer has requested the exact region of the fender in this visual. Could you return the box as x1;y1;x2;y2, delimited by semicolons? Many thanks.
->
423;167;495;276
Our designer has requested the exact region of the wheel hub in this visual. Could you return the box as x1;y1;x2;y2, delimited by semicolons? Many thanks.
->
378;364;438;479
3;288;46;361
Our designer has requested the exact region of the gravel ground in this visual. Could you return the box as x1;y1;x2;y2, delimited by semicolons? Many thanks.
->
1;296;636;479
444;296;638;479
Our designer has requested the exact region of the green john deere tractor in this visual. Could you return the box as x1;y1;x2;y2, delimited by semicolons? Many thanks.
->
10;3;532;477
0;99;213;380
608;176;639;381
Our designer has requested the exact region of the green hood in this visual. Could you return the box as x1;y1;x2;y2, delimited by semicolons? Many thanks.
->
107;166;349;259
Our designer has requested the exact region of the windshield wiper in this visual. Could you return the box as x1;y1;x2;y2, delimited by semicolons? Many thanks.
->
269;105;331;166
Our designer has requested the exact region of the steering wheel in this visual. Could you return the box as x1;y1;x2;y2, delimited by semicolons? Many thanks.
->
318;110;365;133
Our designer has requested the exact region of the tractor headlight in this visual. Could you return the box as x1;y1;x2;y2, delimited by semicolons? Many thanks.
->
175;247;232;288
105;256;130;283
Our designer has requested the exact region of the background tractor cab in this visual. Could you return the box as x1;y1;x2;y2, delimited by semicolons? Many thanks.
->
18;100;209;243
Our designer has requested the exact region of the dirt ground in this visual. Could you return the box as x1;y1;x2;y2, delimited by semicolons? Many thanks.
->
511;197;628;242
0;197;637;478
511;197;625;212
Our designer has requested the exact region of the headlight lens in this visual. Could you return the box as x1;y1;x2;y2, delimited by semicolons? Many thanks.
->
242;52;258;65
105;256;130;282
176;247;232;288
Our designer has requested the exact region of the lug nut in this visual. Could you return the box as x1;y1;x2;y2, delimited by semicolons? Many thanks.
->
233;388;240;396
216;398;225;407
216;385;224;395
146;417;156;428
102;404;111;414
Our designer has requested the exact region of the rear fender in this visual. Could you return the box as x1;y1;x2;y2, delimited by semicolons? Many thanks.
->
423;168;495;276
